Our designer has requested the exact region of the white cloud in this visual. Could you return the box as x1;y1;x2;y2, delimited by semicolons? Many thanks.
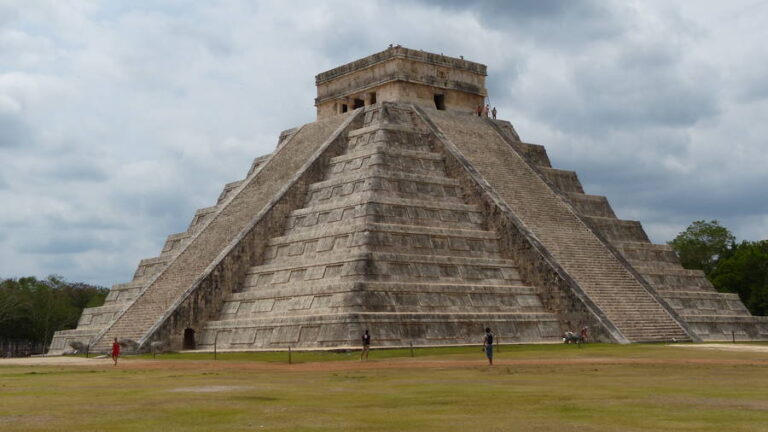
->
0;0;766;286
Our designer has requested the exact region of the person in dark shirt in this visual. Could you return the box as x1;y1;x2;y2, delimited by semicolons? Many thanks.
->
111;338;120;366
361;329;371;361
483;327;494;365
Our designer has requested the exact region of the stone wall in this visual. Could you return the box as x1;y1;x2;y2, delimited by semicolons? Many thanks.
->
316;46;487;118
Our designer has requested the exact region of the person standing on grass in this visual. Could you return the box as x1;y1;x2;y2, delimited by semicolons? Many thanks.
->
361;329;371;361
111;338;120;366
483;327;494;365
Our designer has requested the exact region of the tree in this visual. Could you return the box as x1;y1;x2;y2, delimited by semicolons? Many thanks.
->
668;220;735;275
710;241;768;316
0;276;108;346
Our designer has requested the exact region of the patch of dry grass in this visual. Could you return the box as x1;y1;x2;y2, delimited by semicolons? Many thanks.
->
1;344;767;431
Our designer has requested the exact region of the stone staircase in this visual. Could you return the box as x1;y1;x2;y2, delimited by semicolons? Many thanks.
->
484;116;768;342
424;108;692;343
48;154;277;354
198;103;561;349
67;115;347;353
52;100;766;354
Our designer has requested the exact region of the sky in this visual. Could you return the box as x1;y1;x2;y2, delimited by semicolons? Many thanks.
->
1;0;766;287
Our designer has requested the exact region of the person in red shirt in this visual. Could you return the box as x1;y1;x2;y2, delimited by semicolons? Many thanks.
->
111;338;120;366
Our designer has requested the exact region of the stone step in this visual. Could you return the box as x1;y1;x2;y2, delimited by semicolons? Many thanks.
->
538;167;585;193
218;285;549;320
271;221;497;246
197;310;562;349
263;222;502;265
347;126;432;154
131;255;173;281
242;252;525;293
581;216;650;243
309;166;460;193
327;146;445;179
160;231;193;256
306;176;465;206
565;192;617;218
185;205;219;233
103;280;146;304
229;280;539;302
330;145;442;165
510;141;551;167
247;153;272;177
285;193;484;234
613;241;679;265
216;180;245;205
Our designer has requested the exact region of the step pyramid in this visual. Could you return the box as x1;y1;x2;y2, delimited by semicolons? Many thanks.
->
49;47;767;354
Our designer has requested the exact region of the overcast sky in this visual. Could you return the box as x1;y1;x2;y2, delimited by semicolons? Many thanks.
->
1;0;766;287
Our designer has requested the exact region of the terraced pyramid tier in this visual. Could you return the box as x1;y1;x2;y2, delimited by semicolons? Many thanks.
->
198;104;562;349
51;100;766;354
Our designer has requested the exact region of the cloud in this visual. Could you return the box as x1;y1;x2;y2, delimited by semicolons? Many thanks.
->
0;0;766;286
15;233;114;255
410;0;622;45
0;101;31;148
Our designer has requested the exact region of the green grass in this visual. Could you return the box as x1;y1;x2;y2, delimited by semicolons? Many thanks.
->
2;344;768;431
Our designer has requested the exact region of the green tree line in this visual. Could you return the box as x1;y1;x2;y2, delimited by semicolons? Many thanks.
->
669;220;768;316
0;276;107;345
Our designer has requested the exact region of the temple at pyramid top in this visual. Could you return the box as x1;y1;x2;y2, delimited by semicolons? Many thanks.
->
315;46;487;118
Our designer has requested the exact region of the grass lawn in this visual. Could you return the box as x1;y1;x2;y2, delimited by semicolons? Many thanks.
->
2;343;767;431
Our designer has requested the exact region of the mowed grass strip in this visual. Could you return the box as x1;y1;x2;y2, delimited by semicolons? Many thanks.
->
1;344;767;432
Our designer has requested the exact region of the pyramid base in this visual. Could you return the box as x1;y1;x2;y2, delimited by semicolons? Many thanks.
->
194;312;566;351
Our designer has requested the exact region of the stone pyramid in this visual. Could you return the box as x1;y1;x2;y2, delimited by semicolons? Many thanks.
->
49;47;767;354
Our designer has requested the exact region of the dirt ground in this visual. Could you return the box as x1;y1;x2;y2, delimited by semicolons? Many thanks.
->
669;343;768;353
3;345;768;372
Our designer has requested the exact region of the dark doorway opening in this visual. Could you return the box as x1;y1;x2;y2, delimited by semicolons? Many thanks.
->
369;92;377;104
341;104;348;113
434;94;446;110
183;328;196;350
353;98;365;109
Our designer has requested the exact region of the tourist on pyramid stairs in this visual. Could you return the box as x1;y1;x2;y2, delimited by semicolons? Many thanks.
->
483;328;494;365
491;106;497;119
361;329;371;361
111;338;120;366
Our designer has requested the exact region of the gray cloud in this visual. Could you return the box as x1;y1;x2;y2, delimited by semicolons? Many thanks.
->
0;0;766;286
0;111;31;148
409;0;623;46
40;160;109;183
16;233;114;255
